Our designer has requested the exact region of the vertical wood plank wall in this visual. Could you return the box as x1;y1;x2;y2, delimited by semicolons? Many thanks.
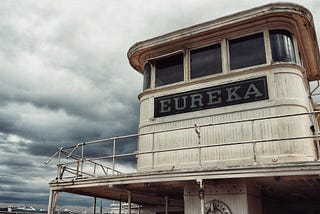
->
137;67;317;172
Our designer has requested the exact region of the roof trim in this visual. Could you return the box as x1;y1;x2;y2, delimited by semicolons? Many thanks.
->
127;2;320;80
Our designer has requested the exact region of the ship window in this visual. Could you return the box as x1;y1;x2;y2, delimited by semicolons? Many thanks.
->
143;63;151;90
190;44;222;79
229;33;266;70
270;30;296;63
155;53;184;87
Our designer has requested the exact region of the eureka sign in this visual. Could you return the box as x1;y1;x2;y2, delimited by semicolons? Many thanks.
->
154;76;268;117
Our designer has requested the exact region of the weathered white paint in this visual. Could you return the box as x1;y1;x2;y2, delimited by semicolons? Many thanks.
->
137;66;317;172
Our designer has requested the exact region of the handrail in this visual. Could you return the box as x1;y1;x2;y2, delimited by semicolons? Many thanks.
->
55;111;320;152
46;111;320;181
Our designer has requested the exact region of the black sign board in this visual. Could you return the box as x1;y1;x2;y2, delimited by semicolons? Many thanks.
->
154;76;268;117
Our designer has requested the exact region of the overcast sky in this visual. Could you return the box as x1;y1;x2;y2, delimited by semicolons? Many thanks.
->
0;0;319;210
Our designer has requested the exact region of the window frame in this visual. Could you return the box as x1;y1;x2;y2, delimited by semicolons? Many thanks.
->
154;52;184;87
142;28;299;91
269;29;297;64
189;42;223;80
228;32;267;71
143;62;151;90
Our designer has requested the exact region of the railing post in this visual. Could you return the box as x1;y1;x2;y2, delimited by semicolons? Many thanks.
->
113;137;117;174
317;134;320;161
57;149;62;181
93;163;97;176
76;159;80;177
251;120;257;164
58;148;61;166
152;133;155;169
57;164;61;181
81;143;84;176
311;112;320;160
195;124;201;166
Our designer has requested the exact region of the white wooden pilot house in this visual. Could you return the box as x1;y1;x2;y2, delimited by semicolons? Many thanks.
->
48;3;320;214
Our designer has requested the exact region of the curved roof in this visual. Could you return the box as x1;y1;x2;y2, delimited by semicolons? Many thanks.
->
127;2;320;81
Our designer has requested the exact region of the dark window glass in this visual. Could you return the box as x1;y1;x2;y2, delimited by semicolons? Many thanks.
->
270;30;296;63
155;53;184;87
190;44;222;79
143;63;151;90
229;33;266;70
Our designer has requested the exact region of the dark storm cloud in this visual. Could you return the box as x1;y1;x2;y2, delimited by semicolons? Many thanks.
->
0;193;49;205
0;0;319;208
56;193;94;207
0;0;144;207
0;158;34;169
0;174;27;186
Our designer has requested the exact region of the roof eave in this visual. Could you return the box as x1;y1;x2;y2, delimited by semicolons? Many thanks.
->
127;2;320;80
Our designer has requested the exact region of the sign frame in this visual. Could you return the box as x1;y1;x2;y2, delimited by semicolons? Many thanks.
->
154;76;269;117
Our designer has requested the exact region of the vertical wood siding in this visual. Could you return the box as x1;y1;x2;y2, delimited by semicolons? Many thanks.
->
137;68;317;171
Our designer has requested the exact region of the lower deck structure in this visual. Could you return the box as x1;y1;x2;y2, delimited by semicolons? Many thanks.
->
48;160;320;214
47;111;320;214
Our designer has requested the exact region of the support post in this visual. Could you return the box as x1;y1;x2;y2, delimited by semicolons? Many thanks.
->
119;201;121;214
93;197;97;214
197;179;205;214
128;191;132;214
165;196;169;214
100;200;102;214
47;190;59;214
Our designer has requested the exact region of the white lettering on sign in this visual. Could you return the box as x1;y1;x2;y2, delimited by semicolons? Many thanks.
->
207;90;222;105
190;94;204;108
226;86;242;102
159;99;171;113
244;83;263;99
173;96;187;110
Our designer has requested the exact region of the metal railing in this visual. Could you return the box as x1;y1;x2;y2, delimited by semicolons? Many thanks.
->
46;111;320;181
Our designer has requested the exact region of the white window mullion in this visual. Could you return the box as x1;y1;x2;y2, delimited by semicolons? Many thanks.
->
264;30;272;65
